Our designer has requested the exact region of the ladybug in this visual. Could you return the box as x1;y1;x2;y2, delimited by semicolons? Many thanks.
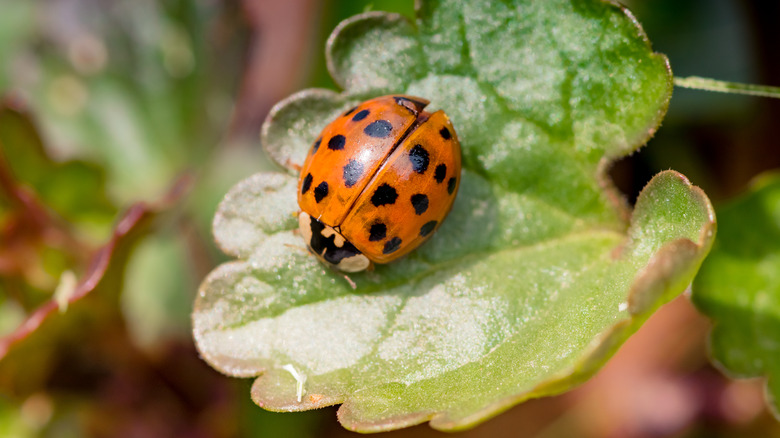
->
297;95;461;272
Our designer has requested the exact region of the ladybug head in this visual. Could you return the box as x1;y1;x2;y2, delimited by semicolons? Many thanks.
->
297;212;370;272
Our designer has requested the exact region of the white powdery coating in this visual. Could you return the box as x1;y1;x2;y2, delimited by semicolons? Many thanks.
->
248;232;309;271
214;217;264;257
213;173;298;257
199;294;402;376
235;276;277;308
480;120;545;169
377;275;511;384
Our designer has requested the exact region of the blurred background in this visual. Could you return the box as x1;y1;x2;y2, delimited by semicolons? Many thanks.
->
0;0;778;436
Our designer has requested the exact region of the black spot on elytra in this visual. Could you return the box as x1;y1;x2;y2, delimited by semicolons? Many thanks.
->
440;127;451;140
312;137;321;154
352;109;370;121
419;220;437;237
409;145;430;174
434;164;447;183
328;134;346;150
307;216;363;265
371;183;398;207
342;159;364;188
364;120;393;138
301;173;313;194
447;177;457;195
314;181;329;203
383;237;402;254
411;194;429;215
368;222;387;241
344;106;357;116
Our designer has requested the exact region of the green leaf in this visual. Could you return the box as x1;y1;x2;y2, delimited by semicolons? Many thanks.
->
0;101;116;237
122;234;195;348
692;173;780;419
194;0;715;432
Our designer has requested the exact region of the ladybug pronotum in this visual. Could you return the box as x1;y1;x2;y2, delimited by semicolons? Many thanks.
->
297;95;461;272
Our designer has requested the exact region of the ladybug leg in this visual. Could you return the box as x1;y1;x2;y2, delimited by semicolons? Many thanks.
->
285;159;302;172
341;273;357;290
322;257;359;289
283;243;309;254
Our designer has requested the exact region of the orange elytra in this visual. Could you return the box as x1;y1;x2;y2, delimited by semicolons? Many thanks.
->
297;95;461;272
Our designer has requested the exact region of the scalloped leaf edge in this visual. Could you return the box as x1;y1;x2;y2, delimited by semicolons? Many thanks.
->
336;170;715;432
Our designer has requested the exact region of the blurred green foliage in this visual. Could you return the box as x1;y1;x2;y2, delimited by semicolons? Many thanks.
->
693;173;780;417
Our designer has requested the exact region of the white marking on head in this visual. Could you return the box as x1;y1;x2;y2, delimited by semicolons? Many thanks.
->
298;211;370;272
320;226;346;247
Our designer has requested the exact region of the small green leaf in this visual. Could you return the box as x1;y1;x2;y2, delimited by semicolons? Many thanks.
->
0;101;116;236
692;173;780;419
122;234;195;348
194;0;715;432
